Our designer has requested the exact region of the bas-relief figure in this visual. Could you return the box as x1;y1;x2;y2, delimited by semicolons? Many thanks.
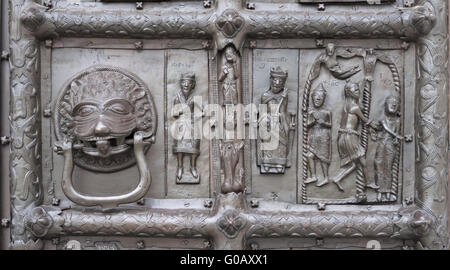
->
172;72;202;184
219;46;239;106
374;95;403;202
304;83;332;187
318;43;361;80
332;81;379;193
257;67;296;174
303;43;407;204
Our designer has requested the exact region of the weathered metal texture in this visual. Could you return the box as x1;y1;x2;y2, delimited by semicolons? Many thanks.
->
415;0;449;249
24;195;432;247
8;0;43;248
3;0;449;250
20;1;435;50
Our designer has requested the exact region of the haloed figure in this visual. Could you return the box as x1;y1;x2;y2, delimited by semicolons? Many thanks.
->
374;95;402;202
305;83;332;187
172;73;201;180
332;81;379;192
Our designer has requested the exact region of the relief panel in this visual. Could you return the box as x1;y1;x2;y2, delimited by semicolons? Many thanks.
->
251;49;299;203
166;49;210;198
50;47;166;205
299;45;407;204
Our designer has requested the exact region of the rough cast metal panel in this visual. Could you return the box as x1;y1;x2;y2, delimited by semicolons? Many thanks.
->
3;0;448;250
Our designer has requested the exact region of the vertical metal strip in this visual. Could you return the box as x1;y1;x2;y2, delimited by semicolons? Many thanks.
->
403;44;416;203
0;0;11;251
209;51;220;195
164;50;168;197
9;0;43;248
416;0;449;249
242;47;252;194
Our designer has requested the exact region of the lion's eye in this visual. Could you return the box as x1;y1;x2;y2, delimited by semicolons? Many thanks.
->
108;103;129;115
76;106;96;117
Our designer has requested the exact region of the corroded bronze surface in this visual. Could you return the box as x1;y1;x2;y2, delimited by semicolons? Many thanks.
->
2;0;448;250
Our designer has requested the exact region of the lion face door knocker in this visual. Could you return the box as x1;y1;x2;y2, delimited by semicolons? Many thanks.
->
53;66;157;209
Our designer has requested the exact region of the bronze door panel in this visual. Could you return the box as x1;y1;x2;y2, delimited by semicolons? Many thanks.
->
1;0;448;250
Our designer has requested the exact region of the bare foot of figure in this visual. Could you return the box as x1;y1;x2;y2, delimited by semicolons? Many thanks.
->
316;177;329;187
366;183;380;190
304;177;318;184
332;179;345;192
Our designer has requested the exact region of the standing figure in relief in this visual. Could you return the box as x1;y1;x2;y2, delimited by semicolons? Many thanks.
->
258;66;295;174
374;95;402;202
172;73;201;181
219;46;239;105
332;81;379;191
305;83;332;187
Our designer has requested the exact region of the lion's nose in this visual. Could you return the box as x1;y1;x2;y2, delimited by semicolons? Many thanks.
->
94;119;110;136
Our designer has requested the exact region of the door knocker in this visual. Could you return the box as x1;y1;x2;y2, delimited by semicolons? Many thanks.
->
53;66;157;209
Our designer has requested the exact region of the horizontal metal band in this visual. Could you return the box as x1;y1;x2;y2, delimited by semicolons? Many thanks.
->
21;2;435;40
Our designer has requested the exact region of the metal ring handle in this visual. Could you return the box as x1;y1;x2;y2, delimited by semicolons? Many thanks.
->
54;132;152;210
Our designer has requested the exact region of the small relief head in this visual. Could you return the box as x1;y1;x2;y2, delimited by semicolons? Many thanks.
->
224;46;237;63
344;81;360;99
385;94;400;116
326;43;336;56
311;83;327;108
180;72;196;97
270;66;288;94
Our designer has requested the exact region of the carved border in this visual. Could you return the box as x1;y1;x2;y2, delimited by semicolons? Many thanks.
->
7;0;448;249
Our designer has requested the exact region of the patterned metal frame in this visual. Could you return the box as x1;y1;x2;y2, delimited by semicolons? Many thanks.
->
5;0;448;250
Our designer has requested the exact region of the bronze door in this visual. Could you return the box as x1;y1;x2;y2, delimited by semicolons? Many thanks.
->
0;0;448;250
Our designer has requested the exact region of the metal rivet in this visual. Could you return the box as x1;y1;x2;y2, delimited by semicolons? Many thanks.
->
136;2;143;10
44;109;52;117
250;199;259;208
405;197;414;205
43;0;53;9
249;40;257;48
247;3;255;10
250;242;259;250
45;40;53;48
203;240;211;249
318;3;325;11
134;41;144;50
203;0;212;8
317;202;326;211
316;238;324;246
52;238;60;245
137;240;145;249
1;136;11;145
1;50;9;60
1;218;10;228
52;197;60;206
202;40;211;49
316;39;324;47
401;41;410;50
203;199;213;208
404;0;414;8
137;198;145;205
